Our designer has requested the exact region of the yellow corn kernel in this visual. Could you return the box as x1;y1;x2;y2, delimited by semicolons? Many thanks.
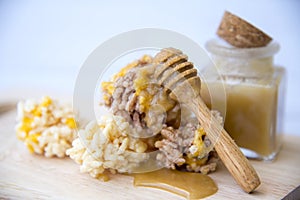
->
17;117;33;135
101;81;115;95
102;95;111;105
140;55;152;63
133;67;155;113
27;133;41;144
134;69;150;95
184;154;208;166
65;118;76;129
192;127;206;157
139;95;146;104
112;60;139;81
31;106;42;117
25;142;35;154
41;96;52;107
137;90;153;113
16;130;26;141
17;124;31;135
23;116;33;124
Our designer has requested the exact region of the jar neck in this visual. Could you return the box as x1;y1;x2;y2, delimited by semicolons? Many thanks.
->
212;55;274;76
205;39;280;77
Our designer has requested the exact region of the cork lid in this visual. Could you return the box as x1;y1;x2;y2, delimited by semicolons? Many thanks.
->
217;11;272;48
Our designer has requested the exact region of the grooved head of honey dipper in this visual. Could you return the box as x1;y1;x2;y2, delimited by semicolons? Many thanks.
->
153;48;183;64
153;47;202;102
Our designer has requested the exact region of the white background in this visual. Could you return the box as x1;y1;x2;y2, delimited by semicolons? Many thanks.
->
1;0;299;135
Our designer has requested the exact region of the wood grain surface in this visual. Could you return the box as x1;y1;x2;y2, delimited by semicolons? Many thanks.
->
0;109;299;200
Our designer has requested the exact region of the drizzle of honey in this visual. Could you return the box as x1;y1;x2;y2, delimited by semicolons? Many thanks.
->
132;169;217;200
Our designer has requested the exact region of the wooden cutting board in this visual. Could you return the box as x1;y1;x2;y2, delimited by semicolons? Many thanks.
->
0;109;299;200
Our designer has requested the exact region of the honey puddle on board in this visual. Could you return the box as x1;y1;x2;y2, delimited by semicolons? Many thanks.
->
132;169;218;200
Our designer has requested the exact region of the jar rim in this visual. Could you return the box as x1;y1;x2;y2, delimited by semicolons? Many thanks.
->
205;38;280;59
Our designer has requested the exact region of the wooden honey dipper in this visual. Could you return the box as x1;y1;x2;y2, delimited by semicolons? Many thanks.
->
153;47;261;193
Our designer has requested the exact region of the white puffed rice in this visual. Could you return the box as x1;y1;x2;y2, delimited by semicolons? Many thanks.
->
66;115;149;180
15;96;77;158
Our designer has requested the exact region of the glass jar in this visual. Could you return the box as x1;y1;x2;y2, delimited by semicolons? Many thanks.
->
201;38;286;161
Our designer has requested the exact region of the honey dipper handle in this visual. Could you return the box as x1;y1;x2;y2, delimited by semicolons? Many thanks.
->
191;97;261;193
